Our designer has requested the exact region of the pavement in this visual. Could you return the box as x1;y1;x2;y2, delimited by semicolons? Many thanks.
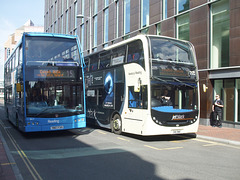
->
0;130;17;180
1;120;240;180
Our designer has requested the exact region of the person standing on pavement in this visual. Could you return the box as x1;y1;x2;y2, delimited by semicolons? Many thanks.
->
212;94;224;128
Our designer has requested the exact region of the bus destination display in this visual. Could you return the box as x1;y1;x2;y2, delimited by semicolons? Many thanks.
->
34;69;75;79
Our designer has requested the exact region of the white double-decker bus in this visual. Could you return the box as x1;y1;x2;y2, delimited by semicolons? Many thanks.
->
85;35;199;136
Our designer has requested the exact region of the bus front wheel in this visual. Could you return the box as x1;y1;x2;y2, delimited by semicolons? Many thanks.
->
112;114;122;135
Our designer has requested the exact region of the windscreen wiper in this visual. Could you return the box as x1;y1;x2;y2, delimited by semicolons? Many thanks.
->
153;76;168;83
152;58;175;63
172;77;195;88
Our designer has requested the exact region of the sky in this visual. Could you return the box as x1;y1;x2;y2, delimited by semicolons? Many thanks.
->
0;0;44;79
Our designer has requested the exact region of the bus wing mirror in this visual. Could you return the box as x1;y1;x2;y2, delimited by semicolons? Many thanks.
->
16;83;21;92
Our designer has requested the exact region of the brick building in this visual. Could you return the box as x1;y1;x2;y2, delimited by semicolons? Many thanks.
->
44;0;240;128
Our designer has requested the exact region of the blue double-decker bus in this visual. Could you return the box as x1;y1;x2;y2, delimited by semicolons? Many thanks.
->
4;32;86;132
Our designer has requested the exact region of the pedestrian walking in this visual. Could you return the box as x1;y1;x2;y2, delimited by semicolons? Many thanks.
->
212;94;224;128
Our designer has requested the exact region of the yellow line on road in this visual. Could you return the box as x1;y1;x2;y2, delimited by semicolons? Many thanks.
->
193;138;240;149
164;147;183;150
1;162;16;166
0;119;43;180
192;138;215;144
96;130;107;134
144;145;183;151
117;137;130;142
203;144;219;147
170;140;188;143
144;145;161;150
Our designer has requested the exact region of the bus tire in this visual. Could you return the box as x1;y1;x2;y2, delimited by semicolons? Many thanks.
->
112;114;122;135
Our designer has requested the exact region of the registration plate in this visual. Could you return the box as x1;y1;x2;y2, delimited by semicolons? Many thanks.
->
172;129;182;134
51;126;64;130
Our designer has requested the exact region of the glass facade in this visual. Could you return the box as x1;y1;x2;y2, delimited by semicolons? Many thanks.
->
94;0;98;15
211;0;230;69
156;23;161;35
141;0;149;28
74;1;77;29
177;0;189;13
162;0;168;19
93;16;98;47
104;8;109;43
115;1;119;38
177;13;189;41
214;79;240;123
43;0;240;127
124;0;130;34
237;80;240;122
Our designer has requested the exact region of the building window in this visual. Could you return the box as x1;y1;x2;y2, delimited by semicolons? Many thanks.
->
66;10;68;34
177;13;189;41
51;6;54;24
105;0;109;7
237;79;240;122
61;16;64;34
86;21;89;50
81;0;85;24
177;0;189;14
104;8;109;43
115;1;119;38
162;0;168;20
55;1;58;20
74;1;78;29
211;0;229;69
156;23;161;35
124;0;130;35
214;79;239;122
55;21;58;33
81;24;84;50
141;0;149;28
7;48;11;59
93;16;98;48
94;0;98;15
141;28;149;35
61;0;64;14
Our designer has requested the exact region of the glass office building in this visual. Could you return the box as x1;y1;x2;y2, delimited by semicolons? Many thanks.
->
44;0;240;128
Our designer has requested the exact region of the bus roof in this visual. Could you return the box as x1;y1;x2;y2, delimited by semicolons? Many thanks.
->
23;32;77;39
103;34;191;52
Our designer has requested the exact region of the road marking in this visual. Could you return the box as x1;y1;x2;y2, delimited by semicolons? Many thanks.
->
192;139;214;144
144;145;161;150
170;140;188;143
1;162;16;166
0;119;43;180
96;130;107;134
193;138;240;149
144;145;183;151
203;143;219;147
163;147;183;150
117;137;130;142
11;147;126;160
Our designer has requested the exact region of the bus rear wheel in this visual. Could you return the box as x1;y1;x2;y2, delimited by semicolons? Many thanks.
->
112;114;122;135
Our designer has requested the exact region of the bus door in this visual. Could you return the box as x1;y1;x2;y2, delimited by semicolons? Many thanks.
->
16;82;24;128
124;85;147;134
